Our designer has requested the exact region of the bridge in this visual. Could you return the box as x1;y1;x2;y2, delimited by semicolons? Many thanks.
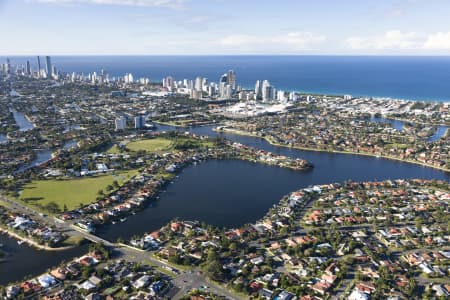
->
69;224;116;247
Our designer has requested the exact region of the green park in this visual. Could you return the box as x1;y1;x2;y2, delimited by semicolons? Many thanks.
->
19;170;138;213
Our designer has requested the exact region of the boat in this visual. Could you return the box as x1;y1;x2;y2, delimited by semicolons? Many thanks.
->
112;221;117;225
120;218;127;223
17;240;24;245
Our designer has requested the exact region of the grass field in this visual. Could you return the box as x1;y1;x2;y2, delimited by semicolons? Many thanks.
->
61;235;85;247
126;138;173;152
20;170;138;212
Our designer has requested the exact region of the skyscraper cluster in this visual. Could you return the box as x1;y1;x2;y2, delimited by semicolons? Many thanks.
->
0;58;11;75
254;79;274;101
1;56;150;86
1;56;57;79
161;70;238;100
236;79;297;102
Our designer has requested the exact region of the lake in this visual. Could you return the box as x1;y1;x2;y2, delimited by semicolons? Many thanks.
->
96;125;450;241
2;124;449;286
0;234;87;286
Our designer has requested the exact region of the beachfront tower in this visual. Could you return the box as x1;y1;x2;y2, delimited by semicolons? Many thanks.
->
45;56;52;78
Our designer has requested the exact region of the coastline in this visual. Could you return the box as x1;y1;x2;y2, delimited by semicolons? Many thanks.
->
214;127;450;173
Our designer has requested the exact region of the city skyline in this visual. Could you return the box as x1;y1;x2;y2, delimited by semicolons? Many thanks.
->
0;0;450;55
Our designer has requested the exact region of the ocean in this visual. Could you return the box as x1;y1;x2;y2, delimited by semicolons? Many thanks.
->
3;55;450;102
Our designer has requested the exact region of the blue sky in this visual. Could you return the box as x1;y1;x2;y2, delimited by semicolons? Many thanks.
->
1;0;450;55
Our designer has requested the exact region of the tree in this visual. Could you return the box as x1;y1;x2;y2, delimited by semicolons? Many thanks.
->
415;217;422;231
204;249;224;280
81;266;90;280
45;201;61;213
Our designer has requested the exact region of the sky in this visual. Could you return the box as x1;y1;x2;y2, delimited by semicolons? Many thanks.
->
1;0;450;55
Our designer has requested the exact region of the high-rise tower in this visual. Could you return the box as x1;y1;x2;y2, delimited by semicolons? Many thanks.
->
227;70;236;90
45;56;52;78
26;60;31;75
37;56;41;77
255;80;262;100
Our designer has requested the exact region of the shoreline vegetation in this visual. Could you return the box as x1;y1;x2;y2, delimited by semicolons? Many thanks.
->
214;127;450;173
55;134;313;229
125;178;449;299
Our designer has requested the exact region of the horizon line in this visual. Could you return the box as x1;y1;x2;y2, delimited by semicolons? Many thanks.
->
2;53;450;57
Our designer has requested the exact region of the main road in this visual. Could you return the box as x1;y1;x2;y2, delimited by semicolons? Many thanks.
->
0;194;242;299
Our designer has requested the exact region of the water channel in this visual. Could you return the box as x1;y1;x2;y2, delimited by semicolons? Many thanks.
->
2;123;449;286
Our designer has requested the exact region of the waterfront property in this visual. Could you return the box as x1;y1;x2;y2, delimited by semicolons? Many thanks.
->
131;179;449;300
1;59;450;299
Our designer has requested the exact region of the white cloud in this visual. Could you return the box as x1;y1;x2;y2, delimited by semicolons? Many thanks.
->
423;32;450;50
30;0;186;9
346;30;450;52
217;32;326;53
346;30;420;50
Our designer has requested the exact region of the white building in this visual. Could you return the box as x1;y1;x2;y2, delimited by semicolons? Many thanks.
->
195;77;203;91
262;80;274;101
115;117;127;131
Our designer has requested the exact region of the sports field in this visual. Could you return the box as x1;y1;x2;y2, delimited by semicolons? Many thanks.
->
20;170;138;212
126;138;173;152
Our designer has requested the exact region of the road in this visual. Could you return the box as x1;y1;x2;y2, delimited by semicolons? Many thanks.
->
1;194;243;299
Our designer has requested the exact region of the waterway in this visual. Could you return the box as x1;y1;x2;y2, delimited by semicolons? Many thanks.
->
17;149;53;173
96;124;450;241
0;234;87;286
369;117;449;142
428;126;449;142
10;110;34;132
370;116;404;131
17;140;78;173
2;124;450;286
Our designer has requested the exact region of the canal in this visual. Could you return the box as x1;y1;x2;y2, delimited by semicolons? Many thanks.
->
2;124;449;286
10;109;34;132
96;125;450;241
0;234;88;286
